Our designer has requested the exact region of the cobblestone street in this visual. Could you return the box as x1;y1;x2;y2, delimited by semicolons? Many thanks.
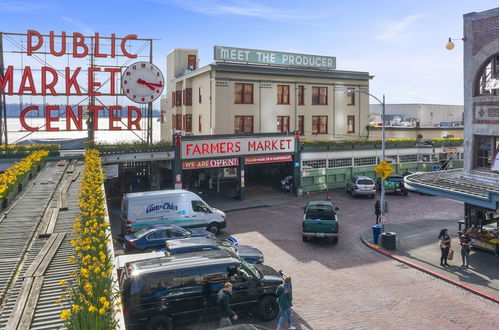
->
194;191;498;329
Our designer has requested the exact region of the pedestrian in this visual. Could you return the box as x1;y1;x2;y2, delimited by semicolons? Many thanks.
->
459;233;472;268
208;175;213;191
217;282;237;327
276;277;296;330
438;228;451;267
374;200;381;224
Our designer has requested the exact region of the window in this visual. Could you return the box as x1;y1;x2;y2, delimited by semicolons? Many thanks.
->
474;54;499;96
347;87;355;105
175;114;182;130
298;85;304;105
198;115;202;132
353;157;377;166
198;87;202;103
171;92;175;108
312;116;328;134
328;158;352;168
298;115;304;135
184;88;192;106
277;85;290;104
192;200;211;213
399;155;418;163
188;54;196;70
234;116;253;133
185;114;192;132
347;115;355;133
235;83;253;104
175;91;182;106
475;135;494;169
277;116;290;132
147;230;168;240
312;86;328;105
302;160;327;169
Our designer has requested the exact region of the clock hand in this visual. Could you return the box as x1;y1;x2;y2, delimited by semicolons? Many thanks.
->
137;79;155;90
137;78;163;88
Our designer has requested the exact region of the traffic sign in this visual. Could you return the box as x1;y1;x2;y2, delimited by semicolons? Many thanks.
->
374;161;394;179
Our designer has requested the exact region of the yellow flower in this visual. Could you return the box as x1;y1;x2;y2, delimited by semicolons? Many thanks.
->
88;305;97;312
59;280;67;286
60;309;71;320
99;308;106;315
71;304;80;313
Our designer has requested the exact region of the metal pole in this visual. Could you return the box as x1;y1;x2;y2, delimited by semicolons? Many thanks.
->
381;94;386;217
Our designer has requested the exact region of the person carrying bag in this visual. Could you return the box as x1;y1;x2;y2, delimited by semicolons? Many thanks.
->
438;228;451;267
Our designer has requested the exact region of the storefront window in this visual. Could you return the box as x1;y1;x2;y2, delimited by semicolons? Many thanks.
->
475;135;494;169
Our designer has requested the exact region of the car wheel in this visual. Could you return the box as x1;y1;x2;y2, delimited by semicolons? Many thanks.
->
207;223;220;235
146;315;173;330
332;237;338;244
256;295;279;321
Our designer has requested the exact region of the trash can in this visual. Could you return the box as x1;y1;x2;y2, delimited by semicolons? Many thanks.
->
381;232;396;250
372;224;383;245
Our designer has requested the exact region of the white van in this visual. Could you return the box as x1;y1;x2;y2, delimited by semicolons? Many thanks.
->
121;189;226;235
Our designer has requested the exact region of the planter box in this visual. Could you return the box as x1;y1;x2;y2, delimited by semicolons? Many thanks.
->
1;160;46;209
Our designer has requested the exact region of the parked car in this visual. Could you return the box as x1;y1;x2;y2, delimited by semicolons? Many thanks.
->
216;324;271;330
302;201;339;243
122;224;213;252
120;250;284;329
383;174;408;195
121;189;226;236
162;237;265;264
346;176;376;198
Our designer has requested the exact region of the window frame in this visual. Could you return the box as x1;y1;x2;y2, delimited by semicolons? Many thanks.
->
312;115;328;134
277;85;290;105
175;91;182;107
298;115;304;135
277;116;290;132
235;83;254;104
198;87;202;103
185;114;192;132
184;88;192;106
234;115;254;134
347;115;355;133
312;86;328;105
198;115;202;132
347;87;355;105
175;114;182;130
297;85;305;105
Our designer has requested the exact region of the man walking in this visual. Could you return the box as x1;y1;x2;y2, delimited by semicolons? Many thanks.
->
374;200;381;224
276;277;296;330
217;282;238;326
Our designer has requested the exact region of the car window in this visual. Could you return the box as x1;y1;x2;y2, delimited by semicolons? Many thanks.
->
132;227;155;239
357;179;374;185
388;176;404;182
192;200;211;213
148;230;168;240
169;228;187;238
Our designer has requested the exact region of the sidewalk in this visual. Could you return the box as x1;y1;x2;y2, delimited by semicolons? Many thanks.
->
360;220;499;303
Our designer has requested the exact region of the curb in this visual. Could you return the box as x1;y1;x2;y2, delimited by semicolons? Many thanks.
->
360;235;499;304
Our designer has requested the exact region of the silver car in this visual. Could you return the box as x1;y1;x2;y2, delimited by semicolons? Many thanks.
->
346;176;376;198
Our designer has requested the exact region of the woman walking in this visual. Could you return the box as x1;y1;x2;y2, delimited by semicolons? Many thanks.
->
438;228;451;267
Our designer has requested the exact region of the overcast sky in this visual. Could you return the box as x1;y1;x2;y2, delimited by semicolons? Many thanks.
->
1;0;498;105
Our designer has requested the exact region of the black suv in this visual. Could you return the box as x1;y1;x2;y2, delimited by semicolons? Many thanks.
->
120;250;284;329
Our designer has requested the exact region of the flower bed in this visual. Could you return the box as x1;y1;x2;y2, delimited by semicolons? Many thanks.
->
0;144;59;156
86;141;173;154
0;150;49;200
59;149;118;329
431;137;464;147
301;137;463;150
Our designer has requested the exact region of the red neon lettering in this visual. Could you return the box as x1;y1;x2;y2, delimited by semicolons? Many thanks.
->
272;140;278;150
45;105;60;131
121;34;138;59
193;144;201;155
66;106;83;131
185;144;193;156
235;142;241;152
110;33;116;58
104;68;121;95
88;105;104;130
109;105;122;131
227;142;234;153
65;67;82;95
202;143;209;154
18;66;37;95
49;31;66;56
0;65;13;95
27;30;43;56
265;140;271;150
41;67;58;96
248;141;256;151
127;106;142;130
20;106;39;131
94;33;107;58
72;33;89;58
88;67;101;96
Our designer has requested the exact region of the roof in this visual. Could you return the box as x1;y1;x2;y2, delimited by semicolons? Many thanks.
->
129;250;239;276
124;189;194;198
166;237;217;249
405;169;499;209
307;201;335;206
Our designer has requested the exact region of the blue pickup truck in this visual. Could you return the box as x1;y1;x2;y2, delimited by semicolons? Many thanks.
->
302;201;339;244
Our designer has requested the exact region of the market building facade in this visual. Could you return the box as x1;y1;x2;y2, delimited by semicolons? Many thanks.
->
160;46;372;140
406;7;499;255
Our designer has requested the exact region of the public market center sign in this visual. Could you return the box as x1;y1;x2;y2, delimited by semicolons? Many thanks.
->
214;46;336;69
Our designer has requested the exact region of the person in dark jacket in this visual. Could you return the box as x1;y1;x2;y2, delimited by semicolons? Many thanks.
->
217;282;237;326
438;228;451;267
276;277;296;330
375;200;381;224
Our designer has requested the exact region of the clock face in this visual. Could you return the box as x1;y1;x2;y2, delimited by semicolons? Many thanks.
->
122;61;165;104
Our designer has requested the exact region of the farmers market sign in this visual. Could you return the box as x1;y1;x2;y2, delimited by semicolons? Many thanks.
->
214;46;336;69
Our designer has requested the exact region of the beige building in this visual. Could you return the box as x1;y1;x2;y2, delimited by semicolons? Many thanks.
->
369;104;464;127
160;47;372;140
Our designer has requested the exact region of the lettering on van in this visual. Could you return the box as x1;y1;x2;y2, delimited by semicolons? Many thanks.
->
146;202;179;213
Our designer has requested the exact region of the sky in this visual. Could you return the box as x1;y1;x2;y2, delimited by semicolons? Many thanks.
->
1;0;498;105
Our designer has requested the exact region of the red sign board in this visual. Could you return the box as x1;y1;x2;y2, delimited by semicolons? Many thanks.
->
182;158;239;170
245;154;292;165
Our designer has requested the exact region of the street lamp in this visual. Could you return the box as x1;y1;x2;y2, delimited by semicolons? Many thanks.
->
347;88;386;217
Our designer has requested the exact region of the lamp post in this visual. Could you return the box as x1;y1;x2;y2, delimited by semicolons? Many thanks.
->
347;89;386;217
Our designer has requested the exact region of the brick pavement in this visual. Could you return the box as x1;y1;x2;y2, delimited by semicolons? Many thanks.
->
196;190;498;329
